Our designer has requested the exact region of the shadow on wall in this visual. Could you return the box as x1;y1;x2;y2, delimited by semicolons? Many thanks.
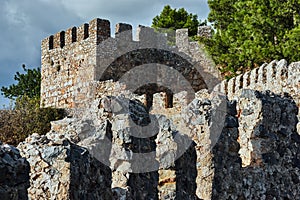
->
211;90;300;200
7;89;299;200
175;139;198;199
67;92;298;199
67;141;113;199
102;99;199;200
0;144;30;200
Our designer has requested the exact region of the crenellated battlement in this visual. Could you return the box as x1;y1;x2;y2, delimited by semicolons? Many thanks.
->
41;18;299;118
42;18;111;51
42;18;213;53
41;18;221;109
214;59;300;101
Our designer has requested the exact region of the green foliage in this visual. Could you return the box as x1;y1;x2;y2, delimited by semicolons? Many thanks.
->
152;5;206;37
1;64;41;100
0;96;65;146
204;0;300;77
0;65;65;145
281;25;300;61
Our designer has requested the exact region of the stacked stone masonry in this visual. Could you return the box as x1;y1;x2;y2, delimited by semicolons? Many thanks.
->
1;18;299;200
41;18;222;109
14;86;300;200
214;59;300;135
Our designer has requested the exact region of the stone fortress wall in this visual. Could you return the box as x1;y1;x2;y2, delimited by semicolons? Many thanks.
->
41;18;222;109
1;18;300;200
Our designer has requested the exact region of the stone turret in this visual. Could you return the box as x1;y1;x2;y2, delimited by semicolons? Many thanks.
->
41;19;111;108
41;18;222;109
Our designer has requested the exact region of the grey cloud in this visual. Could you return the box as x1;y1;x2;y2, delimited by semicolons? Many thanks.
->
0;0;82;64
0;0;82;106
61;0;209;28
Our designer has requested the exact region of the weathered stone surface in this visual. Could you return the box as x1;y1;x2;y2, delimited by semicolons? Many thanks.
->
7;83;300;200
0;142;30;200
211;90;300;199
41;19;221;109
18;130;112;200
197;26;212;38
14;17;298;200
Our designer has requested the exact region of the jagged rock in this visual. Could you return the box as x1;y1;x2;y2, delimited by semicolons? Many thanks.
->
0;143;30;200
18;130;112;200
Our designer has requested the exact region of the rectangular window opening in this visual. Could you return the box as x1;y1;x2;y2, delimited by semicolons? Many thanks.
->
84;23;89;39
49;35;54;50
72;27;77;43
60;31;65;48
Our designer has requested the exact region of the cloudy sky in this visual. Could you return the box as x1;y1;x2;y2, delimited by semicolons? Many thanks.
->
0;0;209;108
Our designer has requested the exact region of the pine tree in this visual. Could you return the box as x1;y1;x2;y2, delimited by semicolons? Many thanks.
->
205;0;300;77
1;65;41;100
152;5;206;37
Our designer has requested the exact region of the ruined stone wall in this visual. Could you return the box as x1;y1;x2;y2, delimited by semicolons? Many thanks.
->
17;132;112;200
17;86;300;200
214;60;300;148
210;90;300;199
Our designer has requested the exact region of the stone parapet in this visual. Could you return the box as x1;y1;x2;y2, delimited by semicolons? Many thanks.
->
215;59;300;102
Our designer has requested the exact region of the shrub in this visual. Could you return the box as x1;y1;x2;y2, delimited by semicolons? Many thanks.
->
0;96;65;146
